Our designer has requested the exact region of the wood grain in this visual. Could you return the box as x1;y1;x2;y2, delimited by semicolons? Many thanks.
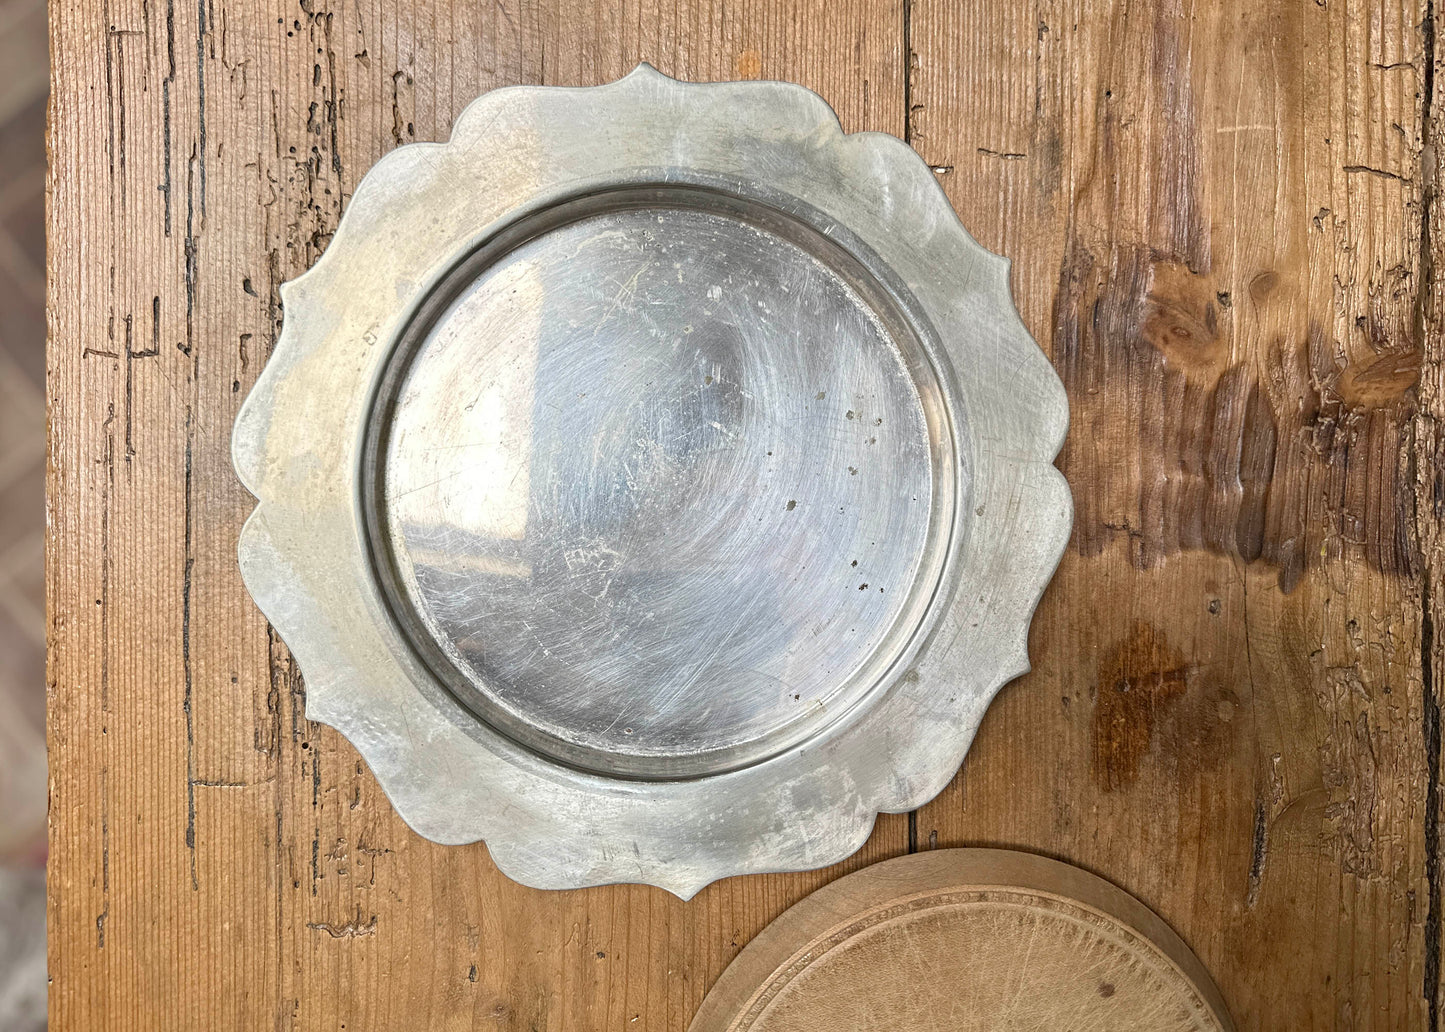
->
46;0;1440;1028
688;850;1231;1032
48;3;909;1030
909;1;1434;1027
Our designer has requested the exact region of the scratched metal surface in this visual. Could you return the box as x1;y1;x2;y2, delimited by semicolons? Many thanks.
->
233;66;1070;894
381;205;942;776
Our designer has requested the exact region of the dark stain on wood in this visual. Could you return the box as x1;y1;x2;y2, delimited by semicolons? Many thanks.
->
1091;621;1190;791
1056;243;1420;593
1051;0;1420;594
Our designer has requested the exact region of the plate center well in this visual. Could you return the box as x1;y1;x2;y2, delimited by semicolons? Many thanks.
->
375;196;953;776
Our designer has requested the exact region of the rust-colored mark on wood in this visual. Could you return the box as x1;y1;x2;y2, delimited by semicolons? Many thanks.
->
735;49;762;80
1091;621;1189;791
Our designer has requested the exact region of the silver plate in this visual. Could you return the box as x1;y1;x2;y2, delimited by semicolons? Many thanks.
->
233;65;1070;896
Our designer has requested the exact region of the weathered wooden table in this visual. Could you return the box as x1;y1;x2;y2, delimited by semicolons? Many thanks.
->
47;0;1440;1027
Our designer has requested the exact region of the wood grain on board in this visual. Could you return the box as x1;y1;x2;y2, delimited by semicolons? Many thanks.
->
688;850;1231;1032
45;0;1442;1028
909;1;1434;1028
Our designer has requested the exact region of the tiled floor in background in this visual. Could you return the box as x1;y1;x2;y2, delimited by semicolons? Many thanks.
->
0;0;49;1027
0;0;46;721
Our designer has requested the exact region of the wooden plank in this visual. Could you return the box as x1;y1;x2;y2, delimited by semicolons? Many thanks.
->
46;2;906;1029
1420;1;1445;1026
48;0;1441;1028
907;0;1432;1027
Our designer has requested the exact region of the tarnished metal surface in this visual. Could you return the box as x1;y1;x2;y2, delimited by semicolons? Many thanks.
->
378;199;950;777
233;66;1070;895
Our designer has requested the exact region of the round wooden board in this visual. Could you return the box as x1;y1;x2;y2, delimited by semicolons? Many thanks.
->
690;849;1233;1032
